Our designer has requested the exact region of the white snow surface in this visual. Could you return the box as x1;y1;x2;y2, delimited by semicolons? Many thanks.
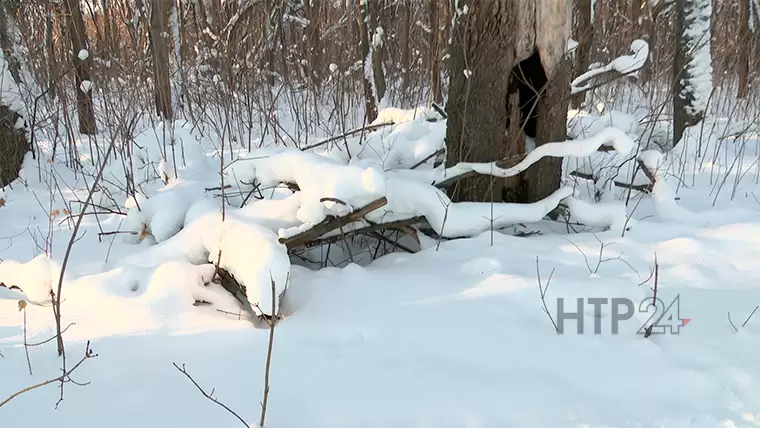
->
1;107;760;427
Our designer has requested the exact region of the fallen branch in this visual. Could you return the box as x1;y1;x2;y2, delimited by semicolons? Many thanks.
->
435;127;634;189
300;123;393;151
291;216;425;250
280;197;389;249
214;268;256;320
410;148;446;170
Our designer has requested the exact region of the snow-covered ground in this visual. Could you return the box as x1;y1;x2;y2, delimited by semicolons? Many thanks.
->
2;107;760;427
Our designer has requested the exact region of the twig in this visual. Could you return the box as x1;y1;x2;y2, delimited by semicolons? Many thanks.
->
27;323;76;347
728;312;739;332
644;254;659;338
569;170;653;193
21;301;32;375
729;305;759;332
54;137;118;358
409;148;446;170
172;363;250;427
743;306;759;328
300;123;393;151
0;341;96;409
535;257;559;333
258;275;282;427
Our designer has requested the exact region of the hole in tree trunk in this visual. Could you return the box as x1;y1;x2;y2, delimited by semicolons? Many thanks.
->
509;50;548;139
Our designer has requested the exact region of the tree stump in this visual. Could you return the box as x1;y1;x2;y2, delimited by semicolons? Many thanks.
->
0;104;28;187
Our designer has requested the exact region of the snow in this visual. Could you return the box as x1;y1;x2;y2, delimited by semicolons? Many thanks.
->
0;255;61;304
2;99;760;428
571;40;650;94
77;49;89;61
79;80;93;93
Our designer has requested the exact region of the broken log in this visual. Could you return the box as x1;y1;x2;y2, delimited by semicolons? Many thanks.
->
280;197;389;249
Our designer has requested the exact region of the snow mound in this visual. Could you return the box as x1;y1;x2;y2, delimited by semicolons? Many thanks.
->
0;255;61;304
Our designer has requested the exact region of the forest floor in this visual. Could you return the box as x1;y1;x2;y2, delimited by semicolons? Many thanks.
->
1;108;760;427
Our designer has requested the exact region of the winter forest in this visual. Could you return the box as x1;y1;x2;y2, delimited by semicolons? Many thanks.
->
1;0;760;426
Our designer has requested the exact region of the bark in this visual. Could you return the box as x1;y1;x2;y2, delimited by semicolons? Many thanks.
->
524;57;571;204
445;0;572;204
400;0;411;91
445;0;515;203
571;0;593;108
0;5;21;84
149;0;173;120
673;0;713;147
355;0;385;123
0;105;27;188
303;0;322;87
738;0;750;99
63;0;97;135
429;0;442;104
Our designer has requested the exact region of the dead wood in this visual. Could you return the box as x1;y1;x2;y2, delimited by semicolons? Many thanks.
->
280;197;388;249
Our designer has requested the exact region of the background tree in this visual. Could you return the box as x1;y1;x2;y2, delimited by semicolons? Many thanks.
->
149;0;173;120
445;0;572;204
673;0;713;146
63;0;96;135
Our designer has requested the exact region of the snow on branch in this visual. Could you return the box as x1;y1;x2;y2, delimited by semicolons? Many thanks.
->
435;126;635;187
224;126;633;240
571;40;649;94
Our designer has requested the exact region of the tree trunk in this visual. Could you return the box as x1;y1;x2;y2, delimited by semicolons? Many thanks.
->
571;0;592;108
0;49;27;187
673;0;713;147
445;0;572;204
0;105;27;188
63;0;97;135
400;0;411;91
445;0;514;203
0;5;21;85
149;0;173;120
738;0;750;99
429;0;442;105
355;0;385;123
303;0;322;87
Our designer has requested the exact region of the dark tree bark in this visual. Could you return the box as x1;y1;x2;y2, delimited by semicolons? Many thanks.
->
400;0;411;91
0;105;27;188
355;0;386;123
149;0;173;120
429;0;442;105
673;0;712;147
303;0;322;87
0;4;21;85
445;0;572;204
571;0;593;108
738;0;750;99
63;0;97;134
445;0;514;203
